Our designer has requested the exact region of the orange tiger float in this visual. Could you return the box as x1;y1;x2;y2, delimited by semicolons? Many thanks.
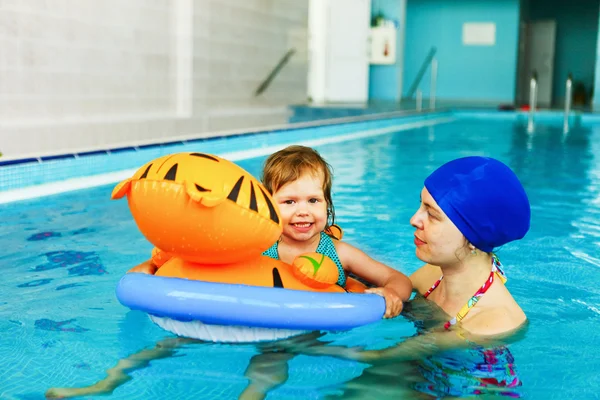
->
112;152;384;342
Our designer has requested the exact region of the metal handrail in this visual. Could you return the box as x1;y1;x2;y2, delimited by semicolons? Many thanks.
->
430;58;438;110
564;74;573;133
527;73;538;133
406;47;437;98
254;48;296;96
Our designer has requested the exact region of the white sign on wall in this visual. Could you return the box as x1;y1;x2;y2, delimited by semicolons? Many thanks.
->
370;26;396;65
462;22;496;46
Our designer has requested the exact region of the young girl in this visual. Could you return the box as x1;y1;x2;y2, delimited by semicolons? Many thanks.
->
261;145;412;318
130;145;412;318
46;147;412;399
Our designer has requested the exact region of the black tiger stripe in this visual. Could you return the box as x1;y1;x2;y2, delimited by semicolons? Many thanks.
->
259;187;280;224
272;268;284;288
139;164;152;179
190;153;219;162
164;164;178;181
227;176;244;202
249;181;258;212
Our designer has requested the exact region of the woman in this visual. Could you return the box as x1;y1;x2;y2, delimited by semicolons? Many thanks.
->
410;155;529;335
283;156;531;397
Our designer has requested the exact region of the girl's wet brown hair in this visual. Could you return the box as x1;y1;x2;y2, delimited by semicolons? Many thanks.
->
262;145;335;227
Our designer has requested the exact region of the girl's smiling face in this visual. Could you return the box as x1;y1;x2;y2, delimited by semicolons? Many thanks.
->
273;171;328;244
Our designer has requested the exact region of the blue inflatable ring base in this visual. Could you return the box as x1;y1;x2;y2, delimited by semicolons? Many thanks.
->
116;273;386;331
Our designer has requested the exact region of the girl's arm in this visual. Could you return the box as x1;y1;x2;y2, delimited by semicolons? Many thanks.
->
336;241;412;318
46;337;198;398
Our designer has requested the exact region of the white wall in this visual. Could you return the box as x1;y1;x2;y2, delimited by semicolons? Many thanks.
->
307;0;371;104
397;0;407;98
307;0;327;104
0;0;308;159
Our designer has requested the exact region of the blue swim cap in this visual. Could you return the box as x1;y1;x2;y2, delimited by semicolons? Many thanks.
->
424;157;530;252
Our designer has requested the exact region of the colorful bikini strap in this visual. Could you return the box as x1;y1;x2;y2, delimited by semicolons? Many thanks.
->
492;253;507;284
423;254;507;329
423;275;442;298
448;254;506;328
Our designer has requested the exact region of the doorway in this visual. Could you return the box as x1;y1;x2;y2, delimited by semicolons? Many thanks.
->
517;21;556;108
516;0;600;109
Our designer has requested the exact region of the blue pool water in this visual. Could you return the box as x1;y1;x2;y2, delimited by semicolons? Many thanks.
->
1;115;600;399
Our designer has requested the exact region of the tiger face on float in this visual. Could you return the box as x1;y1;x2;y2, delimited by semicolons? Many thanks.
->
111;152;282;264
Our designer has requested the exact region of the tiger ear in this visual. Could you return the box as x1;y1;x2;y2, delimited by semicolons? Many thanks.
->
111;179;132;199
324;224;343;240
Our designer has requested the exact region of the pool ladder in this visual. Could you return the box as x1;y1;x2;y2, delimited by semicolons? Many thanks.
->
415;59;437;111
563;74;572;133
528;73;573;134
527;73;537;133
408;47;438;111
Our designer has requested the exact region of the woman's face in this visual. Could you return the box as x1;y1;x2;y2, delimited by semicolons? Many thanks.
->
410;187;469;265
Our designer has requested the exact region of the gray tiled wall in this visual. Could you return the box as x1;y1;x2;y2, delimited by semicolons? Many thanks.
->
0;0;308;158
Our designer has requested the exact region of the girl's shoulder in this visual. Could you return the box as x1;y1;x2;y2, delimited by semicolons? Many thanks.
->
331;239;354;260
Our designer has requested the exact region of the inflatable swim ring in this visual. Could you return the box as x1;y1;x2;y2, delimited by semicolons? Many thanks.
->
112;152;385;342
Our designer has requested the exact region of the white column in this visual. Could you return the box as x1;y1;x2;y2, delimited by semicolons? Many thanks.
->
396;0;407;99
307;0;328;104
173;0;193;117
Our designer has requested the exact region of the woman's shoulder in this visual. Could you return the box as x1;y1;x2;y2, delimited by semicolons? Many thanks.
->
461;305;527;336
462;283;527;336
410;263;441;294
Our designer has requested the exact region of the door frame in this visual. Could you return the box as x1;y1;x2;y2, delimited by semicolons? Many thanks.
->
516;20;557;107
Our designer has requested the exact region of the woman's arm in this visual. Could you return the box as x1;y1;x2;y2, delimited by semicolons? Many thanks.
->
291;311;525;365
291;328;502;365
336;241;412;318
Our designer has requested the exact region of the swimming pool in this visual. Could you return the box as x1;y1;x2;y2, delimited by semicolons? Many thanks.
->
1;111;599;399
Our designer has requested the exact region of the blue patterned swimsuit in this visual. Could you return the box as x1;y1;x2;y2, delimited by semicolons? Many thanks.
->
262;231;346;287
